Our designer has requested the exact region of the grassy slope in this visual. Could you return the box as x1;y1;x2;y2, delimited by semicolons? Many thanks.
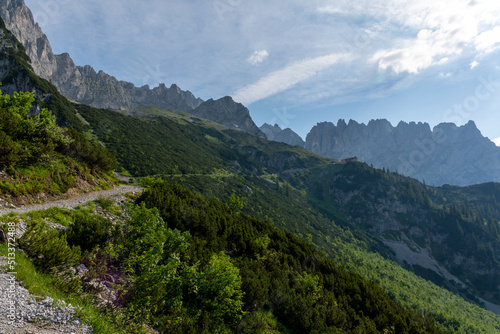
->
74;104;500;333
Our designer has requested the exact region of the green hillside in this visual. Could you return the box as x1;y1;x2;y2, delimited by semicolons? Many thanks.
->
0;15;498;332
75;103;327;177
286;162;499;304
3;181;448;334
73;103;500;333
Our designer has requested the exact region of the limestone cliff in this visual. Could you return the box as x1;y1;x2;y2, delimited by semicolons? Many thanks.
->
0;0;203;113
305;119;500;186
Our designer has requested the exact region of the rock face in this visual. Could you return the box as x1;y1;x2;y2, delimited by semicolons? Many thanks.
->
0;15;39;96
260;123;305;147
0;0;56;79
0;0;203;112
0;0;268;137
305;119;500;186
192;96;265;137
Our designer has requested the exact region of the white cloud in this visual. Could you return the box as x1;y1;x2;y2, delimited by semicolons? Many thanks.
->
475;26;500;53
439;72;452;79
470;60;480;69
316;6;345;15
361;0;500;74
493;137;500;146
247;50;269;65
232;53;349;105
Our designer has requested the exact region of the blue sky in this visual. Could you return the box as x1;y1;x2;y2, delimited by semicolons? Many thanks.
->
25;0;500;143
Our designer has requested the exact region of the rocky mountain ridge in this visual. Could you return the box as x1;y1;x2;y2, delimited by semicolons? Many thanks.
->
260;123;305;147
0;15;54;105
0;0;204;113
305;119;500;186
192;96;265;137
0;0;268;136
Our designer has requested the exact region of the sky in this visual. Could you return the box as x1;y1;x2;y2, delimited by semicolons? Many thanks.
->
25;0;500;144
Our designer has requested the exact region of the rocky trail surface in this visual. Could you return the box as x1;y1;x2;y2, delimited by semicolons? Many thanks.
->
0;185;143;216
0;255;92;334
0;185;143;333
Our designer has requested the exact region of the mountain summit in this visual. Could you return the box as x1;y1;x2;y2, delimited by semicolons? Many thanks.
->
0;0;203;112
0;0;269;136
193;96;265;137
305;119;500;186
260;123;305;147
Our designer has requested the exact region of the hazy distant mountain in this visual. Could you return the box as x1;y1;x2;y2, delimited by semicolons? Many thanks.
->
260;123;305;147
0;0;203;112
192;97;265;137
305;119;500;186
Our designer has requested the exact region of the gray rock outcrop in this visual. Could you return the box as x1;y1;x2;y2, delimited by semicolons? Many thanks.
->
0;0;203;113
193;96;265;137
260;123;305;147
305;119;500;186
0;15;40;96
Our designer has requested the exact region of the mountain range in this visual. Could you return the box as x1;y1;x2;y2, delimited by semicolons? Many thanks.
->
0;0;264;136
2;0;499;187
0;1;499;332
261;119;500;187
305;119;500;186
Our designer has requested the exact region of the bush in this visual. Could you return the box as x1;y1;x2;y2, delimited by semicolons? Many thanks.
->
66;213;113;252
19;221;81;271
95;196;115;211
64;128;117;173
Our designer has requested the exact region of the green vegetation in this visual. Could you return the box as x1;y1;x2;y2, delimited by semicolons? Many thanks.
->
2;183;447;333
0;89;116;199
159;172;500;334
136;181;446;333
0;17;89;131
75;103;326;177
71;102;500;333
76;104;229;176
287;162;499;304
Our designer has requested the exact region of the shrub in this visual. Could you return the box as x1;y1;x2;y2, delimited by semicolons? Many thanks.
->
64;128;117;172
66;213;113;252
95;196;115;211
19;221;81;271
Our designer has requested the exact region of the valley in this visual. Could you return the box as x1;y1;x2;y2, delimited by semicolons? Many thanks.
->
0;1;499;333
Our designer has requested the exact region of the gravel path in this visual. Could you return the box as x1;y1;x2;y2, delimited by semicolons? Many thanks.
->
0;257;93;334
0;185;143;333
0;185;143;216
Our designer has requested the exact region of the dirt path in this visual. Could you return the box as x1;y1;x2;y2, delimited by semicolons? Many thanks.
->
0;186;145;333
0;185;143;216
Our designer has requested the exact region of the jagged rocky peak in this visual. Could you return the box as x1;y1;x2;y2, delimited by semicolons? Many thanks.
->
305;118;500;186
0;0;271;136
193;96;265;137
260;123;305;147
434;120;484;141
0;0;58;80
0;0;203;113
